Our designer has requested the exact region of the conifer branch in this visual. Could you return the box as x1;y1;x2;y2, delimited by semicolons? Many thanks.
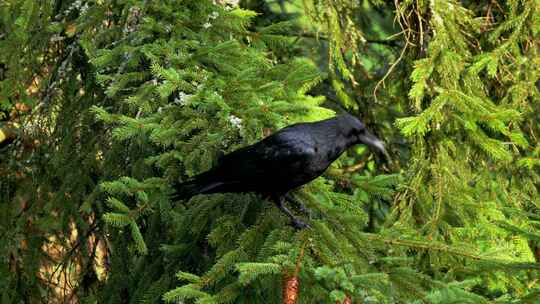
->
373;39;410;102
294;31;401;47
283;238;308;304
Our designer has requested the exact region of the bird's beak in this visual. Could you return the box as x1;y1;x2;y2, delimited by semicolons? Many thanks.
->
358;131;386;155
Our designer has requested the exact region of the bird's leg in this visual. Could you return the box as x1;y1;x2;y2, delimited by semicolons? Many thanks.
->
285;194;311;216
274;196;310;229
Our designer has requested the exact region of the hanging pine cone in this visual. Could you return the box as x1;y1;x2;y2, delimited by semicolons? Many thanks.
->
283;237;307;304
337;295;352;304
283;275;299;304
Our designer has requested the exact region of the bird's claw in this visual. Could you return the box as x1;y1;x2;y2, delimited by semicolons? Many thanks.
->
295;202;310;215
274;195;311;230
291;218;311;230
285;194;312;218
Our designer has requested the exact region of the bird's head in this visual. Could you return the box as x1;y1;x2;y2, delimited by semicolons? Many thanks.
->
341;113;386;155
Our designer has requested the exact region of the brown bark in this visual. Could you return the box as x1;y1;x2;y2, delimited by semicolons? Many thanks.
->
0;125;15;146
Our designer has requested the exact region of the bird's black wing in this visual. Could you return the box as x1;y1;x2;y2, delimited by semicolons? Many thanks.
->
172;122;329;200
196;126;319;194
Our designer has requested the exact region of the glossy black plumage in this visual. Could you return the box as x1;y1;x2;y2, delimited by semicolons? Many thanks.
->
172;113;385;228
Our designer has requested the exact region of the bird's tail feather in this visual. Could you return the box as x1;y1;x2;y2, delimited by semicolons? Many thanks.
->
171;180;222;201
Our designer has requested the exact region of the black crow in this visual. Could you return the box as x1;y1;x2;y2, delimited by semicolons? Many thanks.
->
172;113;386;228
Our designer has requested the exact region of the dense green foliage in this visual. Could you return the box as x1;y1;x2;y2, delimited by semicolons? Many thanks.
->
0;0;539;303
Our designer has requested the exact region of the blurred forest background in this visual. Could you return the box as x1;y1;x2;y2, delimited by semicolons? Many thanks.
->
1;0;539;303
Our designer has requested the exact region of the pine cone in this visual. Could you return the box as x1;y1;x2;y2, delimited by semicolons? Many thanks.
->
337;295;352;304
283;275;299;304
